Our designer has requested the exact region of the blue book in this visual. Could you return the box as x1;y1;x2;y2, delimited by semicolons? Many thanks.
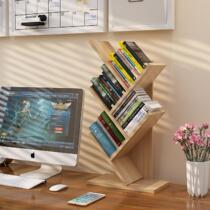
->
89;122;116;157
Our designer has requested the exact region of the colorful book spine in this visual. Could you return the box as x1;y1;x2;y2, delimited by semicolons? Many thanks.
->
113;90;136;118
110;53;134;84
124;106;148;134
119;41;144;74
118;97;142;123
121;102;145;129
91;78;115;109
89;122;116;157
91;85;112;110
100;111;125;142
101;64;125;95
98;75;119;103
101;74;121;98
117;49;141;77
123;41;152;68
98;115;122;146
114;52;136;81
109;61;130;88
120;49;141;75
97;120;119;148
115;95;140;121
97;78;117;105
118;98;143;126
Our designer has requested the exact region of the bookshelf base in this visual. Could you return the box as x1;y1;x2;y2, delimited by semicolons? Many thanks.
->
88;174;169;194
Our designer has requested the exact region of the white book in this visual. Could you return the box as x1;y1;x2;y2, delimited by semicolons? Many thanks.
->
124;106;148;134
145;101;162;112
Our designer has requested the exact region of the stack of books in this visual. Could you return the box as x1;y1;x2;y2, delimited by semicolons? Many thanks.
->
89;111;125;157
109;41;152;88
91;64;125;110
112;88;162;135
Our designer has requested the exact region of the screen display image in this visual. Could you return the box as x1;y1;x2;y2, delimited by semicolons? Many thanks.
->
0;87;83;154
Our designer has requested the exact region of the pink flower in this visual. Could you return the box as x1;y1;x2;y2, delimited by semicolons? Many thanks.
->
189;134;199;145
197;139;205;146
206;131;210;138
185;123;195;130
174;130;184;142
179;126;187;132
202;123;209;129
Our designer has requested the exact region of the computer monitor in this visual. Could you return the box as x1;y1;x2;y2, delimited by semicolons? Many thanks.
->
0;87;84;179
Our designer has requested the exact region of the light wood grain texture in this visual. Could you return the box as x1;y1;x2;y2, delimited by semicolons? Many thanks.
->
1;164;210;210
111;110;165;160
111;156;143;185
88;174;169;193
89;40;115;63
89;40;166;193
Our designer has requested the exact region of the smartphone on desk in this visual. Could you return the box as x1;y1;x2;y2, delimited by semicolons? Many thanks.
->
67;192;106;206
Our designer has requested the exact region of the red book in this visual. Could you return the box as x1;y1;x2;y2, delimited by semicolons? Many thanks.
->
98;115;122;146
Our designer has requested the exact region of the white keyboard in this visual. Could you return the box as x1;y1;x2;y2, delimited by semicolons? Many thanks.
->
0;173;45;189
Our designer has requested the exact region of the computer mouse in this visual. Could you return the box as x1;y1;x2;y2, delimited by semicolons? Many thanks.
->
49;184;68;192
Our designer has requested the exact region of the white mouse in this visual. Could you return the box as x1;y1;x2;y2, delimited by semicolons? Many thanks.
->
49;184;68;192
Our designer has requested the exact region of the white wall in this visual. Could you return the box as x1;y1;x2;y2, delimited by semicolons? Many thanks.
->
0;0;210;185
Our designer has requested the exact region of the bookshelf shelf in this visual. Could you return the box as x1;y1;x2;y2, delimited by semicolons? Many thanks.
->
89;40;169;193
110;109;165;160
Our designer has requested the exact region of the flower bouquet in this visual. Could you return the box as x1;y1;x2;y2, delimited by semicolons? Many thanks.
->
174;123;210;197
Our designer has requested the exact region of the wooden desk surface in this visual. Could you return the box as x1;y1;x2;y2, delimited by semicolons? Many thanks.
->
0;164;210;210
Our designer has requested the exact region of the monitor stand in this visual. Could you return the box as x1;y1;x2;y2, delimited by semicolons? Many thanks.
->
20;164;62;180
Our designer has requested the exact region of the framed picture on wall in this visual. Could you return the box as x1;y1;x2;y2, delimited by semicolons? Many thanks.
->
9;0;107;36
0;0;8;36
109;0;175;32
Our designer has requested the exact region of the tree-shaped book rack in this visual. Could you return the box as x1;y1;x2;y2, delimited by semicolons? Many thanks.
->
88;40;169;193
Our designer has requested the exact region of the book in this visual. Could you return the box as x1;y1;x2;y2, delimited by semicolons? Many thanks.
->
115;95;140;121
117;49;141;77
145;101;162;112
109;61;130;88
89;122;116;157
101;64;125;96
101;73;121;98
114;52;136;81
113;90;136;118
124;106;148;134
118;98;143;126
96;77;117;105
123;41;152;69
91;85;112;110
110;53;134;84
97;120;119;148
91;77;115;109
135;88;152;102
98;75;119;103
121;102;145;129
119;41;144;74
100;111;125;142
91;78;115;103
98;115;122;146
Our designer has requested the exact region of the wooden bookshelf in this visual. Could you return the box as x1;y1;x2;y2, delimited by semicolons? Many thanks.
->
88;41;169;193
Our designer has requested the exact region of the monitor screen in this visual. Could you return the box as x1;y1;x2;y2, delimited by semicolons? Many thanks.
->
0;87;83;154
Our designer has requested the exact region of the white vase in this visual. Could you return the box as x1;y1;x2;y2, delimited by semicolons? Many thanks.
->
186;161;210;197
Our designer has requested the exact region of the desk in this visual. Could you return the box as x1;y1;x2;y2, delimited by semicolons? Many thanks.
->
0;164;210;210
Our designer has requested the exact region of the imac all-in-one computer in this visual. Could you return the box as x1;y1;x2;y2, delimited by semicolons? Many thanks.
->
0;87;83;188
